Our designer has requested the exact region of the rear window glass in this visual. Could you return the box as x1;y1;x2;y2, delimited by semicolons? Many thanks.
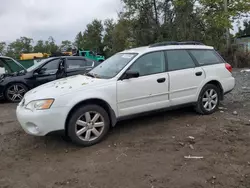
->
189;50;222;65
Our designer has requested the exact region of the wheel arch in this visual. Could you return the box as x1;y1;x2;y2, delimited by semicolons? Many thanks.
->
3;81;30;96
4;81;30;90
201;80;224;100
65;98;117;134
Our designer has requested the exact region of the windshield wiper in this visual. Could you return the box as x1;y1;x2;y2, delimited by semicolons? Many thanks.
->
85;72;99;78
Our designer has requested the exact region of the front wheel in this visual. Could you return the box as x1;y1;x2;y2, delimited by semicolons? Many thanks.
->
5;83;28;103
195;84;220;115
67;104;110;146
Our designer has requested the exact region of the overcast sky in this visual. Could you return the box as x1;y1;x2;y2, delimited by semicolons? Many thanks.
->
0;0;122;43
0;0;247;44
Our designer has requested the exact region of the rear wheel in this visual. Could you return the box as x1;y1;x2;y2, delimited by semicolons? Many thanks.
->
67;104;110;146
5;83;28;103
195;84;220;115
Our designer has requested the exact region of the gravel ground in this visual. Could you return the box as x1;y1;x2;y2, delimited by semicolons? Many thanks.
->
0;69;250;188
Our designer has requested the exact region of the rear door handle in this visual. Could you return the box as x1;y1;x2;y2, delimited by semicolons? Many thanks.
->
195;71;203;76
157;78;166;83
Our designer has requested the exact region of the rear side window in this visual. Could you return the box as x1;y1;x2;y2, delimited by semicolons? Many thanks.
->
166;50;195;71
189;50;222;65
86;60;94;66
67;59;86;69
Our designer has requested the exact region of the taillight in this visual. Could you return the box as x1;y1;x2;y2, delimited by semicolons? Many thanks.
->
225;63;232;73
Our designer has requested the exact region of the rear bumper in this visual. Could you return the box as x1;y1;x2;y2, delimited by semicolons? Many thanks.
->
222;77;235;95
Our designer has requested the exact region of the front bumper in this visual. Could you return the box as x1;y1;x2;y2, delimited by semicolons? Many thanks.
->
16;105;68;136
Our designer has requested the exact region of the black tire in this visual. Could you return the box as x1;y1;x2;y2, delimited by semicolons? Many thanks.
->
195;84;220;115
4;83;28;103
67;104;110;146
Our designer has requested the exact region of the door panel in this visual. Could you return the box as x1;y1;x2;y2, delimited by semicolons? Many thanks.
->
34;59;60;87
35;73;57;86
117;72;170;117
117;51;170;117
67;68;88;76
168;67;205;105
166;50;205;105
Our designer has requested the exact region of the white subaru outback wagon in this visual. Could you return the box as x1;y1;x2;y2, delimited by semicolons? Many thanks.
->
16;42;235;146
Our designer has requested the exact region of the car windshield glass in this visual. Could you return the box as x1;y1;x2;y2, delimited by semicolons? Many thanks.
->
0;58;25;74
27;58;54;72
89;53;137;79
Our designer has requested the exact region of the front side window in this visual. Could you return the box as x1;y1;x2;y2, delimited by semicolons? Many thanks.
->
189;50;222;65
89;53;137;79
27;58;56;72
166;50;195;71
129;51;165;76
41;59;60;73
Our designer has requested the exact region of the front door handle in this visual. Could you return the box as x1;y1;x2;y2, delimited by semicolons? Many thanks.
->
157;78;166;83
195;71;203;76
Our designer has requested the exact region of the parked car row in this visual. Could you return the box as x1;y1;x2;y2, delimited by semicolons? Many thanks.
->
16;41;235;146
0;56;101;102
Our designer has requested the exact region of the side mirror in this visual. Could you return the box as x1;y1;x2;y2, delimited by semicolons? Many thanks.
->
36;68;46;75
38;68;46;74
124;70;139;79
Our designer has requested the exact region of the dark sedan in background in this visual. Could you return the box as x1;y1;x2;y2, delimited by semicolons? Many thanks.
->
0;56;100;102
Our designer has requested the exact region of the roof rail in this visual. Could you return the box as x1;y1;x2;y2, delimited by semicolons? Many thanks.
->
178;41;204;45
149;41;204;48
149;41;179;47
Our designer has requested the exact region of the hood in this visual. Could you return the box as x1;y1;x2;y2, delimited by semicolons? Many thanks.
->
0;71;26;78
24;75;109;102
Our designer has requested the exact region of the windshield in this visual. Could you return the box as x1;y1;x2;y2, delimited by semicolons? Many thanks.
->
0;58;25;74
27;58;53;72
89;53;137;79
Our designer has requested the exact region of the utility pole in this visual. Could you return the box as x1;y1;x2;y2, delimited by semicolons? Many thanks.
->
224;0;230;50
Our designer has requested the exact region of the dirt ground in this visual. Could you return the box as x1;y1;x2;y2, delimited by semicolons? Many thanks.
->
0;69;250;188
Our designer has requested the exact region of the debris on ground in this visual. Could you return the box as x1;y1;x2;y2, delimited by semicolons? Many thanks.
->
242;87;250;90
188;136;195;140
184;155;204;159
245;120;250;126
187;136;195;144
219;107;227;110
178;142;185;146
233;111;238;115
240;69;250;73
189;145;194;150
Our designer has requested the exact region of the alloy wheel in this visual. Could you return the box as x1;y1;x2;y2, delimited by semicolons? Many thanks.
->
202;89;218;111
7;85;26;102
75;111;105;142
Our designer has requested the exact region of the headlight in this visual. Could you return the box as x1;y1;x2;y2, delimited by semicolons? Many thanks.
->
25;99;54;111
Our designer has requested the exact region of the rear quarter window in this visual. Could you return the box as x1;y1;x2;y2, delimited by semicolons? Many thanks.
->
189;50;223;65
